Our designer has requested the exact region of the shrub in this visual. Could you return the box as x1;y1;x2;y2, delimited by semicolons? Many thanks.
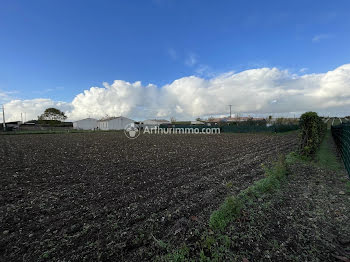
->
299;112;326;157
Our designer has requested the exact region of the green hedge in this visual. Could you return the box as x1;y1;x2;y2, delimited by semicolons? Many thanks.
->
299;112;326;156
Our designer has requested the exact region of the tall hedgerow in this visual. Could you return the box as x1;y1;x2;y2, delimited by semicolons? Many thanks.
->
299;112;326;157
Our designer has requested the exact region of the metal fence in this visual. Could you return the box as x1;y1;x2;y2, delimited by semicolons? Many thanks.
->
331;123;350;177
221;124;299;133
159;124;299;133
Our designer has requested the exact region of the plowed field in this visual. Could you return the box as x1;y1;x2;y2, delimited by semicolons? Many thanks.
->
0;132;298;261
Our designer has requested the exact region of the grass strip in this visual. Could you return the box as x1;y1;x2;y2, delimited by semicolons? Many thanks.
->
316;131;342;172
161;155;292;261
209;156;288;231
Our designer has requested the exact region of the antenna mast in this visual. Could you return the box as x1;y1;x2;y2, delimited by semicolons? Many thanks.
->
2;105;6;131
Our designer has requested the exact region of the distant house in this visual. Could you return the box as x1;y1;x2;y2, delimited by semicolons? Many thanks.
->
98;116;134;130
73;118;98;130
140;119;169;129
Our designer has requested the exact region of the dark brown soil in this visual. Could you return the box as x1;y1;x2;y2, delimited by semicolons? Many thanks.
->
0;132;298;261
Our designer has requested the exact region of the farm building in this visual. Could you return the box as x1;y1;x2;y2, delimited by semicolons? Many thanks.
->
73;118;98;130
140;119;169;129
98;116;134;130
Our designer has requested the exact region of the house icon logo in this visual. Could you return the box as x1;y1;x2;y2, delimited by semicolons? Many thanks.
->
124;123;140;139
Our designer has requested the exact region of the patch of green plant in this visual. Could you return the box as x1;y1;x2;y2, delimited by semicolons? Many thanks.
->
209;157;287;231
199;250;210;262
285;151;310;164
225;181;233;188
202;235;216;251
164;245;190;262
162;157;290;261
316;131;342;172
345;181;350;194
42;251;50;259
209;196;243;231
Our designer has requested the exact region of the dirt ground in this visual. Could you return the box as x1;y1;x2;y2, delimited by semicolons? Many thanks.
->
0;132;298;261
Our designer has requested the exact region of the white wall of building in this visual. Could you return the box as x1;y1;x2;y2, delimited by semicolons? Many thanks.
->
73;118;98;130
98;117;134;130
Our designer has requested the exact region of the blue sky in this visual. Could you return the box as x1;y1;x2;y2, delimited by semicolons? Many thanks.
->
1;0;350;121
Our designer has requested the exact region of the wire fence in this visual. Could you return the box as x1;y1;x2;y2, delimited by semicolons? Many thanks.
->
331;123;350;177
159;124;299;133
221;124;299;133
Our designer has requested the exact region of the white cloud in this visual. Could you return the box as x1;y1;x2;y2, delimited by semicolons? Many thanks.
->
312;34;331;43
185;53;197;67
195;64;215;77
0;90;19;104
68;81;162;120
3;64;350;122
167;48;177;60
1;99;72;122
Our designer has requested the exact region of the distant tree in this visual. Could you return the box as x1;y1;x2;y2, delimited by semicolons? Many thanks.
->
276;117;285;125
196;117;202;121
38;108;67;121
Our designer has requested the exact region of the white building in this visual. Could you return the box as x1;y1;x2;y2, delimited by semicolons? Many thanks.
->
98;116;134;130
141;119;169;129
73;118;98;130
190;120;205;125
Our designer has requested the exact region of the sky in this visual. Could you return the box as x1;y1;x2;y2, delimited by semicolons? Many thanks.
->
1;0;350;121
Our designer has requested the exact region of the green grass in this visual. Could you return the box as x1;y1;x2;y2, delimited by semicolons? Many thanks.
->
332;118;341;126
345;182;350;194
316;131;342;172
209;156;288;231
160;156;291;261
162;245;190;262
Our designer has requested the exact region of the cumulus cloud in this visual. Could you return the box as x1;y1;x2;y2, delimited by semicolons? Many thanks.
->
1;99;72;122
69;81;162;120
2;64;350;122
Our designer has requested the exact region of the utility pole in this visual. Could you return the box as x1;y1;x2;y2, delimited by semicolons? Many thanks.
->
228;105;232;118
2;105;6;131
